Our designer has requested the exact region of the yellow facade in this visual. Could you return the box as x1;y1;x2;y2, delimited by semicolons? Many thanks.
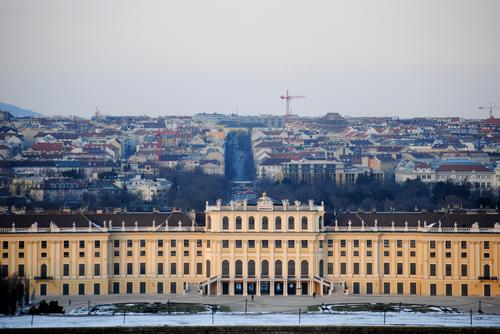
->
0;195;499;298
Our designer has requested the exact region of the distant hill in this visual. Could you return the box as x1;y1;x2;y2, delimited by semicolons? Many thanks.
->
0;102;41;117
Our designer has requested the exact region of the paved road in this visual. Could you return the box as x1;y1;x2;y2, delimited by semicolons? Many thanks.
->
44;294;500;314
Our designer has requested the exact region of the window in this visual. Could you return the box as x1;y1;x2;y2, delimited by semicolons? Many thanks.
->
78;264;85;276
410;263;416;275
157;282;164;294
41;241;47;249
222;216;229;230
18;264;24;277
140;240;146;247
235;240;242;248
397;282;404;294
262;216;269;230
63;284;69;296
248;260;256;277
39;284;47;296
300;260;308;277
261;260;269;277
445;264;452;276
197;239;202;247
222;240;229;248
170;263;177;275
275;217;282;230
235;260;243;277
327;262;333;275
79;240;85;248
197;262;203;275
94;240;100;248
170;240;176;247
410;282;417;295
248;217;255;230
366;240;372;248
275;240;282;248
461;284;468;296
183;240;189;247
461;264;467;277
94;283;100;295
63;264;69;276
484;241;490;249
445;240;451;249
410;240;416;248
366;282;373;294
397;263;403;275
384;240;390;248
113;240;119;248
353;263;359;275
78;283;85;295
430;241;436;249
384;263;390;275
111;263;119;275
396;240;402;248
275;260;282;277
461;241;467;249
113;282;120;294
170;282;177;294
287;240;295;248
183;263;189;275
301;217;308;230
340;240;346;248
157;263;164;275
19;241;24;249
261;240;269;248
429;264;436;276
127;282;133;294
366;263;372;275
140;262;146;275
248;240;255;248
353;240;359;248
340;262;346;275
288;217;294;230
384;282;390;294
236;216;242;230
430;284;436;296
94;264;100;276
158;240;163;248
287;260;295;277
301;240;308;248
126;263;132;275
327;240;333;247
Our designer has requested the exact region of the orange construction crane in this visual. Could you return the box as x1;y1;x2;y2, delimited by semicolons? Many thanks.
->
280;90;305;120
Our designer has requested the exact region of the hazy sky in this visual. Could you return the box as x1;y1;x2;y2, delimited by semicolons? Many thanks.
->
1;0;499;118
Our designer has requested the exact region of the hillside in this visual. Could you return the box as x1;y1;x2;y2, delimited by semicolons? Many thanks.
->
0;102;41;117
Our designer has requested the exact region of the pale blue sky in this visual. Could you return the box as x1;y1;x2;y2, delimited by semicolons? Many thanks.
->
1;0;499;118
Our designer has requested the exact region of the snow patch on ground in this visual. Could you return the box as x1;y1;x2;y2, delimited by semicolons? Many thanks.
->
0;312;499;328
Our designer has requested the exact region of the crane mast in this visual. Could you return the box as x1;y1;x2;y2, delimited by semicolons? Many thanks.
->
280;90;305;122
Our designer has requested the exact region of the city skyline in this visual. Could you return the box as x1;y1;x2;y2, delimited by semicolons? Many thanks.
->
1;0;499;118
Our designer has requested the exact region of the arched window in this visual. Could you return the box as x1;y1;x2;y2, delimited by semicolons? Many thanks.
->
236;216;242;230
319;260;324;278
275;217;282;230
301;260;309;277
235;260;243;277
248;260;256;277
261;260;269;277
288;260;295;278
484;264;491;278
248;216;255;230
222;260;229;277
288;217;295;230
206;260;211;277
222;216;229;230
301;217;308;230
262;216;269;230
275;260;282;277
40;264;47;277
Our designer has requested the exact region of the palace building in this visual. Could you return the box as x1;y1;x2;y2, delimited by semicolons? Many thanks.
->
0;193;499;298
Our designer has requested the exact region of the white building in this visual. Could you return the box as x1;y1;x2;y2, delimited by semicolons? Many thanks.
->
125;175;172;202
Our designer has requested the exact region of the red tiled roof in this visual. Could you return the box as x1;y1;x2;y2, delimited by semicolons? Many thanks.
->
31;142;64;152
436;164;491;172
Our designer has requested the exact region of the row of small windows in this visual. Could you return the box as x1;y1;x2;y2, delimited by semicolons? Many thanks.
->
40;281;184;296
222;240;310;249
349;282;480;297
1;239;488;250
217;216;310;230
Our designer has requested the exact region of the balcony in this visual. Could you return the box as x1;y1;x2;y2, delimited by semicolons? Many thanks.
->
33;275;53;281
478;276;498;281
